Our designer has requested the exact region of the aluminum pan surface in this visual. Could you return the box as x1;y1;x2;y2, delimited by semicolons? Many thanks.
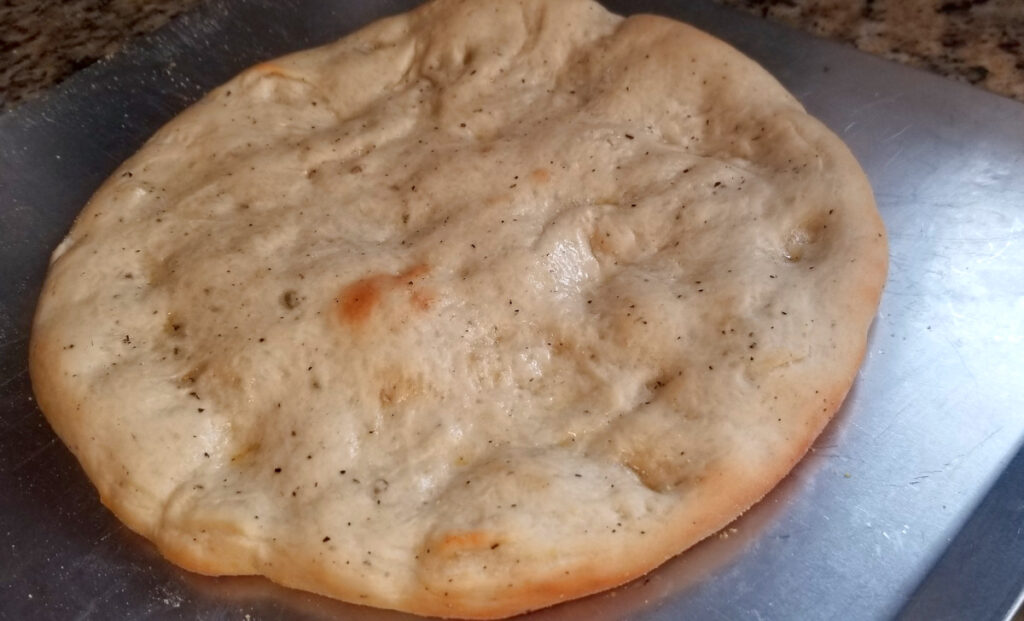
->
1;1;1022;619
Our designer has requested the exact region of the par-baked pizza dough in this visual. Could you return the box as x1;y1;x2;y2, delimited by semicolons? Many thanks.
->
30;0;887;617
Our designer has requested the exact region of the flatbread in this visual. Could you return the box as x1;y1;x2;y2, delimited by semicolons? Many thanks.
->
29;0;887;617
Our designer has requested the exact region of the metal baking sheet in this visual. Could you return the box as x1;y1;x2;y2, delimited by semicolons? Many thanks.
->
1;1;1022;619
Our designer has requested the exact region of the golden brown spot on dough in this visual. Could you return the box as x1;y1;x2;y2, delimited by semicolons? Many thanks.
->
250;62;298;79
338;278;382;325
529;168;550;184
336;264;431;326
434;531;495;554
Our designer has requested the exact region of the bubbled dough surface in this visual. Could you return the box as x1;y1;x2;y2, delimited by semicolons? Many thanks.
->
29;0;887;618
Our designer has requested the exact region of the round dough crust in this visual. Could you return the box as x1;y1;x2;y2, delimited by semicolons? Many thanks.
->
31;0;887;618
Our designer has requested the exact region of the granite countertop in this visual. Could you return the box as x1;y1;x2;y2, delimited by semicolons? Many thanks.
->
2;0;1023;112
1;0;202;110
2;0;1024;110
721;0;1024;102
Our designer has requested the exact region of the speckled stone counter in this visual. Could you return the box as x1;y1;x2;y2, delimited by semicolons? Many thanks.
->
1;0;1023;111
718;0;1024;102
1;0;202;110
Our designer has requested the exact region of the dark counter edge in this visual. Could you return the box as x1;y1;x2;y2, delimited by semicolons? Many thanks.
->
898;445;1024;621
